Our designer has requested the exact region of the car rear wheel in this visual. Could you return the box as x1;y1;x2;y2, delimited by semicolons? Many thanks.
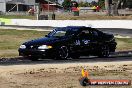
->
98;45;110;58
57;46;69;59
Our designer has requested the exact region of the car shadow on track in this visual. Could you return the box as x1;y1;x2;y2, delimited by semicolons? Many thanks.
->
0;55;132;66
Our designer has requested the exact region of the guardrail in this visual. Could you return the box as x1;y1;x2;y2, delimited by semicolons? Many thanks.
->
1;19;132;29
11;20;132;29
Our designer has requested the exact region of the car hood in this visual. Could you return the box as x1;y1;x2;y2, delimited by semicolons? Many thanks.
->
23;37;61;46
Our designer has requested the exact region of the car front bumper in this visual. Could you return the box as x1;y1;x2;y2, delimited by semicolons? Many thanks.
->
18;48;55;58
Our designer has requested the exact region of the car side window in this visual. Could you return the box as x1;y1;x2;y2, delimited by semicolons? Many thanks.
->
79;30;91;39
90;30;98;36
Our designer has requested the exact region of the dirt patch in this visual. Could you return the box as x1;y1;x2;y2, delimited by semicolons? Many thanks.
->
0;61;132;88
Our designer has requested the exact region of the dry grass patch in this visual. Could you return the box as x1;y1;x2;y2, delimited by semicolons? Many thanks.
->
56;14;132;20
1;14;132;20
116;38;132;51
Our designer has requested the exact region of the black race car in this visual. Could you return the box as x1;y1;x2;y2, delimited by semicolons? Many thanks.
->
19;26;117;60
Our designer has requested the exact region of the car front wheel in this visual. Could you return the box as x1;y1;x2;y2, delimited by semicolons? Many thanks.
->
57;46;69;59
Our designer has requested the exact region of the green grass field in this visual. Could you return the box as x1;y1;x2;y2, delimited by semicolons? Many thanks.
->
0;29;132;58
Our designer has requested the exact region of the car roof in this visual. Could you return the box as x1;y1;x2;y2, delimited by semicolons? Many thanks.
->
66;26;92;29
66;26;86;28
55;26;93;32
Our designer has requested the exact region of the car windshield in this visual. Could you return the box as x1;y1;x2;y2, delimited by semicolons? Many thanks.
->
47;28;78;37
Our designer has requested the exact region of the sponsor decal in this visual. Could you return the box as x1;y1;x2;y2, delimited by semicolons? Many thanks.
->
79;68;131;86
75;40;81;45
75;40;90;45
82;40;90;44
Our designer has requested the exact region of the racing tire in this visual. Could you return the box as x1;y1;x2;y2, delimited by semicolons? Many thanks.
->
57;46;69;60
98;45;110;58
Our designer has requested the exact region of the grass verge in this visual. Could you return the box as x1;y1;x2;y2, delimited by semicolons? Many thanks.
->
116;38;132;51
0;29;49;58
1;14;132;20
0;15;35;20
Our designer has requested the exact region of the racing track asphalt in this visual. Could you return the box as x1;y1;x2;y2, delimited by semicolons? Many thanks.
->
98;28;132;37
0;55;132;66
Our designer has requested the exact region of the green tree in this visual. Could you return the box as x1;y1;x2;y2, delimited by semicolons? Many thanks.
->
79;1;84;7
98;0;105;9
62;0;72;11
83;2;90;7
79;2;91;7
91;1;98;6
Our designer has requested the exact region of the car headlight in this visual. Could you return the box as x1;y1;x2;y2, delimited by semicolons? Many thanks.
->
38;45;52;49
20;45;26;49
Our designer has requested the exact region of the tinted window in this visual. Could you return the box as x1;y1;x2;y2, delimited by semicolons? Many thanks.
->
79;30;91;39
82;30;90;34
91;30;98;36
48;28;78;37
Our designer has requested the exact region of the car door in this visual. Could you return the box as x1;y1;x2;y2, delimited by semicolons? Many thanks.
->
68;29;83;54
69;30;89;54
88;29;100;54
75;29;92;55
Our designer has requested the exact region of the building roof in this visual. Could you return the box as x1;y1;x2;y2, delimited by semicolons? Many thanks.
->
40;0;63;8
6;0;25;4
5;0;35;5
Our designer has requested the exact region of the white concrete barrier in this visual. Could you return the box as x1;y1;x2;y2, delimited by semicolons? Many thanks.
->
11;19;132;29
